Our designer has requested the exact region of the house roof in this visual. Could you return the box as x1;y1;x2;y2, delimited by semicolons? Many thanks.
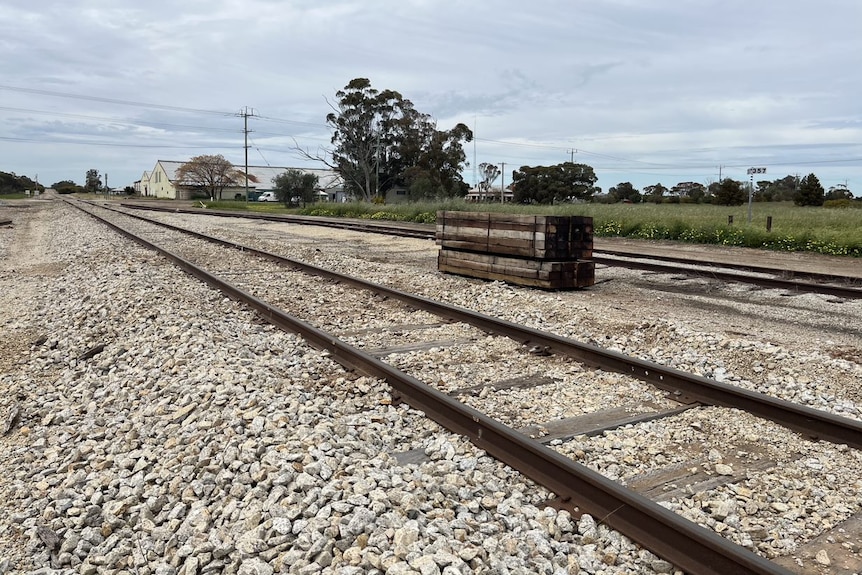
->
155;160;343;191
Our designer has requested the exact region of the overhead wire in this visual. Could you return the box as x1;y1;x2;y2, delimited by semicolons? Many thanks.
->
1;83;858;186
0;135;232;149
0;105;240;134
0;84;234;116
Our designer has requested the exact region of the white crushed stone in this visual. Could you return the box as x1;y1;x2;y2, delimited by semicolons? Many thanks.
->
2;199;860;573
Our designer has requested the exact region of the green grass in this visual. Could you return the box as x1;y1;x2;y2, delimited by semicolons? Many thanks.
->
197;198;862;257
581;202;862;257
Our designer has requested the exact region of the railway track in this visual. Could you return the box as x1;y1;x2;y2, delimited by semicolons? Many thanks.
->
118;201;862;300
73;200;862;573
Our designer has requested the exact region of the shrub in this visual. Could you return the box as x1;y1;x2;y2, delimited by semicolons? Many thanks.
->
824;199;858;209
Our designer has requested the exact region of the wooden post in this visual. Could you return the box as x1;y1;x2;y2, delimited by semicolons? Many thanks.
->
766;216;772;232
728;215;734;225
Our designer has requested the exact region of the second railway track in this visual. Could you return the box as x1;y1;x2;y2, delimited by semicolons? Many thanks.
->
71;199;862;574
119;201;862;300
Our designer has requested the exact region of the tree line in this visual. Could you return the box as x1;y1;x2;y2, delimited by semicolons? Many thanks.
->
8;77;854;208
2;168;134;195
0;171;43;195
316;79;854;207
605;175;854;207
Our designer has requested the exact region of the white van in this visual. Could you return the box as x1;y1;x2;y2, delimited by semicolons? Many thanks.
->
258;191;278;202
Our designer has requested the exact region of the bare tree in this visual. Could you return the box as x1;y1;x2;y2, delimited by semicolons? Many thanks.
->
477;162;500;198
174;155;246;200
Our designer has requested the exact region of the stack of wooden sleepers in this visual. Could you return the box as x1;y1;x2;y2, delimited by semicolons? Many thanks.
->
436;211;594;289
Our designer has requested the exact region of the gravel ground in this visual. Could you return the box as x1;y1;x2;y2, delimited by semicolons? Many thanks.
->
1;198;861;574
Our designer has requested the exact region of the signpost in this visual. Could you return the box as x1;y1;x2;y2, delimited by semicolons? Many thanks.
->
746;167;766;223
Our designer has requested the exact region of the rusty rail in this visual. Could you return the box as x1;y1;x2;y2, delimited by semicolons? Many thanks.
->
117;201;862;299
73;200;795;575
95;201;862;449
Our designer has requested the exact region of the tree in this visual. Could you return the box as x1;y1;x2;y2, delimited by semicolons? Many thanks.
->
174;155;244;200
273;169;320;206
304;78;473;202
397;122;473;199
671;181;706;203
757;175;798;202
794;173;825;206
608;182;641;203
477;162;501;199
511;162;599;204
643;183;668;204
754;180;772;201
826;183;853;200
713;178;746;206
0;171;41;194
85;169;101;194
52;180;83;194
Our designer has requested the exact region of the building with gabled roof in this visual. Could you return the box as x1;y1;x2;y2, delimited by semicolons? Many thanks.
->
137;160;344;201
134;171;150;196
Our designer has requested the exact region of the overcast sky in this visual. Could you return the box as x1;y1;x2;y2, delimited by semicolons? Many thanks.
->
1;0;860;195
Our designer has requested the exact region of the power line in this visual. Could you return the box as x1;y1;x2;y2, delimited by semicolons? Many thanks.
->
0;84;234;116
0;135;229;148
0;84;336;136
0;104;335;149
0;105;240;133
475;136;682;167
255;114;329;129
249;137;272;167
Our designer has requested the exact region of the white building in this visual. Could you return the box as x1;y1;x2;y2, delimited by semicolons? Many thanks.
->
135;160;344;201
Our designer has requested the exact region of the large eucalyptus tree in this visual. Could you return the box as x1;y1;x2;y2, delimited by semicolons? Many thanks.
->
319;78;473;201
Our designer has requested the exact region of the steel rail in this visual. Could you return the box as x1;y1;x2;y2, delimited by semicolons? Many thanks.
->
73;200;794;575
118;202;862;298
94;201;862;449
596;248;860;285
119;203;435;238
592;255;862;300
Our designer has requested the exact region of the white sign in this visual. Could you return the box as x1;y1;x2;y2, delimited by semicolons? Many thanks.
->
747;167;767;175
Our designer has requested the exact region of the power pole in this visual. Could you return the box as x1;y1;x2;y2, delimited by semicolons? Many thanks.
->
569;149;576;163
239;107;257;201
375;127;380;198
499;162;505;203
473;117;477;189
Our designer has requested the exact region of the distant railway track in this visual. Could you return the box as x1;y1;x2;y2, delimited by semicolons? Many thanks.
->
118;201;862;300
73;199;862;574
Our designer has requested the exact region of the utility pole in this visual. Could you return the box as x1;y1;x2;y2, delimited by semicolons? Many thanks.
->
569;149;576;163
473;117;477;189
105;173;108;196
239;107;257;201
375;127;380;198
499;162;505;203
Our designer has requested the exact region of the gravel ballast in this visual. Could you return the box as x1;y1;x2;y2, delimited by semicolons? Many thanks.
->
2;199;861;574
